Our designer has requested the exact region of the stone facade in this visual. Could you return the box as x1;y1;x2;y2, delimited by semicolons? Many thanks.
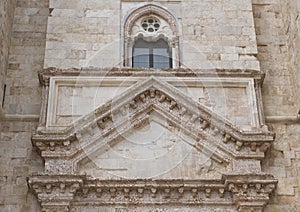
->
253;1;300;210
44;0;260;70
0;0;16;116
0;0;299;212
2;0;48;115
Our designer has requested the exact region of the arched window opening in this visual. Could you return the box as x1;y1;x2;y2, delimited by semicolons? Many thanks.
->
132;39;172;68
123;4;181;68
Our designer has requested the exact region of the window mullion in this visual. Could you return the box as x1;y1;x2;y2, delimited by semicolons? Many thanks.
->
150;47;154;68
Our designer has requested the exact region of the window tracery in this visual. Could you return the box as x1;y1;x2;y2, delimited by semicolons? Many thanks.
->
141;17;160;32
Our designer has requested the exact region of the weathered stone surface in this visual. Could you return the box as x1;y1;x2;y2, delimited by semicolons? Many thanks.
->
0;0;16;115
2;0;48;115
0;0;300;211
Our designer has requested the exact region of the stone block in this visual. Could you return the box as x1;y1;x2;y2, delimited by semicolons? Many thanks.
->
221;53;239;61
277;178;296;196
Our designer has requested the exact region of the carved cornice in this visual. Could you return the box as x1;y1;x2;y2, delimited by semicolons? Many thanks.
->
28;175;83;212
224;174;277;212
79;178;229;205
28;174;276;211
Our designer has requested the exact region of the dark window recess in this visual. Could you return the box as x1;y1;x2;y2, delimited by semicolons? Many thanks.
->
132;39;172;68
2;84;6;108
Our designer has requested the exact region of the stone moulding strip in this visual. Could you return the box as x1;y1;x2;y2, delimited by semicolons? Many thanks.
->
37;67;266;86
265;115;300;124
0;114;40;122
28;174;277;211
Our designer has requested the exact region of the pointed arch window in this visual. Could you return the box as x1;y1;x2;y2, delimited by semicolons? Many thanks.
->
132;39;172;68
123;4;181;69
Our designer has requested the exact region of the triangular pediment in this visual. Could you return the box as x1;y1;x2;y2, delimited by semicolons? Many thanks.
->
63;76;271;139
78;112;227;180
32;77;275;173
62;77;239;166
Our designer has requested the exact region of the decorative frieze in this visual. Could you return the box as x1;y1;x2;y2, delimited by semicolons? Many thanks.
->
28;175;276;210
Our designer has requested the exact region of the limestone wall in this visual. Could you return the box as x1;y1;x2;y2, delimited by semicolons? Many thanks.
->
253;0;300;116
0;121;42;211
44;0;121;69
253;0;300;211
3;0;49;115
0;0;16;114
263;124;300;211
0;1;48;208
44;0;259;70
283;0;300;109
180;0;259;70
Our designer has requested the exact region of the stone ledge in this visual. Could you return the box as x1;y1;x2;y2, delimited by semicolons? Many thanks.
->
37;67;266;86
